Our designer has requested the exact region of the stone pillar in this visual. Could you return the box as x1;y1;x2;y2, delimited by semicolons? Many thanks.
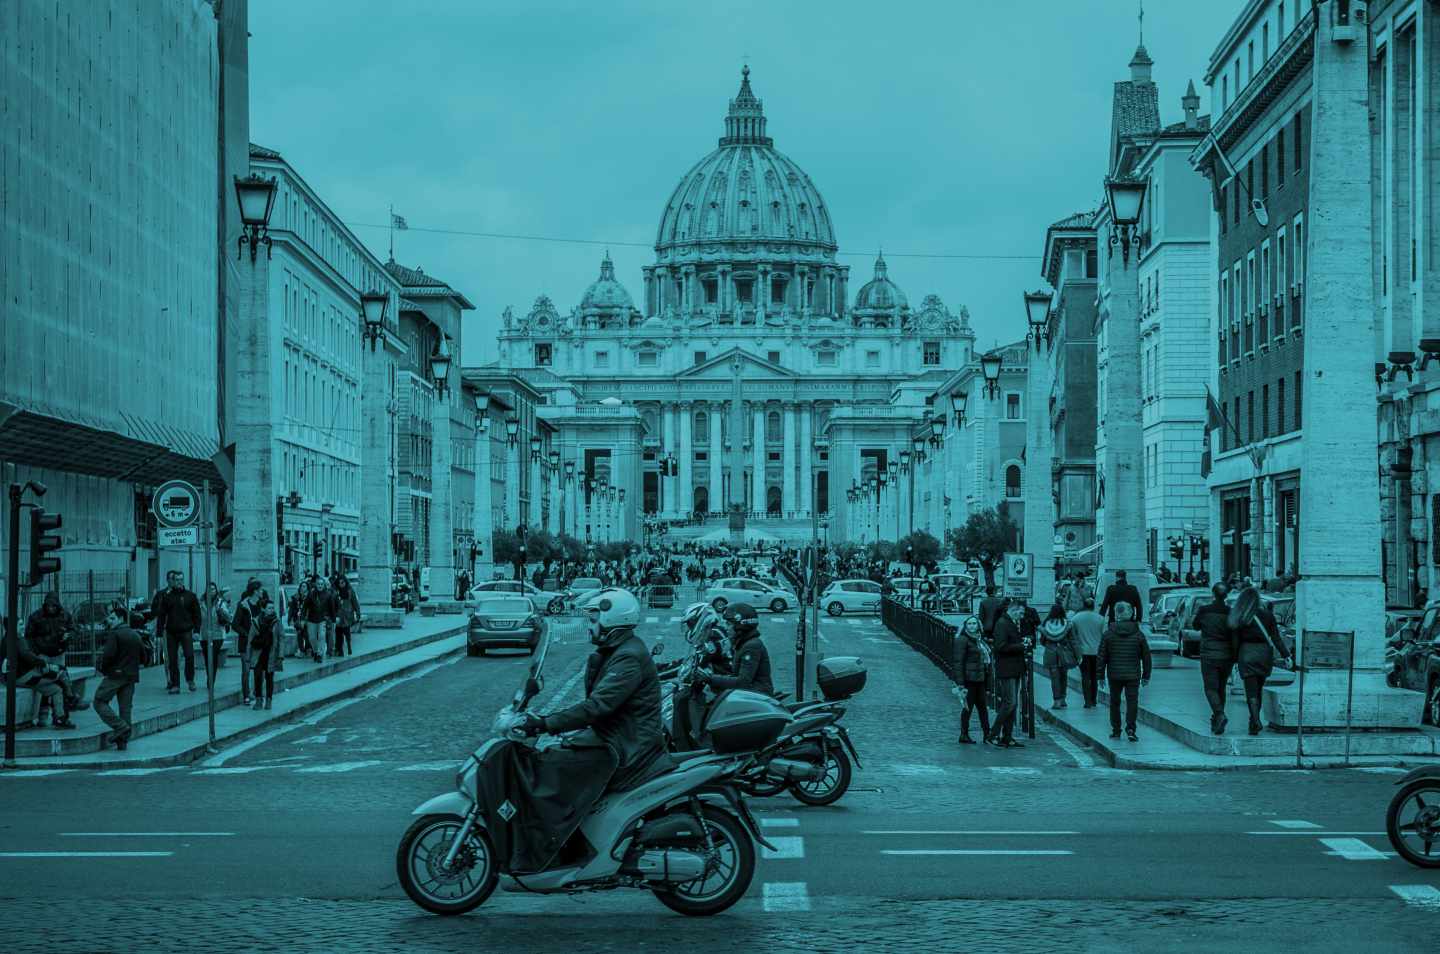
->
728;364;747;517
358;333;398;618
709;402;723;514
782;404;797;514
752;406;766;512
661;403;676;517
654;267;668;313
505;438;520;531
1269;3;1423;728
1024;339;1057;607
528;450;542;530
643;269;655;317
799;405;813;515
429;382;456;604
233;250;282;602
473;422;495;582
571;447;583;541
678;402;693;515
758;265;770;319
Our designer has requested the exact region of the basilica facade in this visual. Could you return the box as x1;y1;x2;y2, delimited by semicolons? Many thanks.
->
489;68;979;544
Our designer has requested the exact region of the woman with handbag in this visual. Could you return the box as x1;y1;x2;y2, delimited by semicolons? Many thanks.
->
1040;603;1081;709
247;593;283;710
197;582;230;687
952;615;994;745
1229;586;1295;735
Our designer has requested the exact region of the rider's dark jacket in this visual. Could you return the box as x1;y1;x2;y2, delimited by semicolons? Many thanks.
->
543;630;664;780
705;629;774;697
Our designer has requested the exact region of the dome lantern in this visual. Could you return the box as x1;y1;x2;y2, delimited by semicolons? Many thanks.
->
720;65;771;147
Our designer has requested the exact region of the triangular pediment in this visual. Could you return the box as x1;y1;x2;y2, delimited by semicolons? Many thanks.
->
677;347;799;380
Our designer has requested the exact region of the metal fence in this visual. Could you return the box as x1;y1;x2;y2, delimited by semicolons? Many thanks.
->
880;596;1035;739
16;570;136;669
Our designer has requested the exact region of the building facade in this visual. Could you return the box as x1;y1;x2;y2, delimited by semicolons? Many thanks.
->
484;68;978;545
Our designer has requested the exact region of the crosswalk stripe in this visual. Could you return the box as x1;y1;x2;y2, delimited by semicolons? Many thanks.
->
1271;819;1323;829
1320;837;1388;860
395;761;462;772
0;770;73;778
989;767;1042;776
294;760;385;774
96;768;181;777
762;836;805;860
882;849;1074;856
0;851;173;858
192;766;271;775
760;817;800;828
762;882;811;912
1391;885;1440;909
645;616;659;624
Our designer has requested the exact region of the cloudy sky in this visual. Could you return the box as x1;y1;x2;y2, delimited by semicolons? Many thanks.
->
249;0;1245;365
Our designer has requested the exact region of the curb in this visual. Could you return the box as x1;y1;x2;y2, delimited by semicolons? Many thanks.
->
7;627;466;769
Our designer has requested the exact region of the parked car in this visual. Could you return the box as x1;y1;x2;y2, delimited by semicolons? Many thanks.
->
704;577;794;613
646;583;678;609
1222;590;1298;657
1143;586;1207;648
1390;601;1440;723
467;580;567;615
466;596;541;657
820;579;884;616
566;577;604;606
1170;592;1209;658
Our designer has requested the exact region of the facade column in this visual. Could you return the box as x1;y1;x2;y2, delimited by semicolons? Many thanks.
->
570;446;583;542
359;333;398;613
473;421;495;582
528;450;542;530
233;250;282;603
1024;339;1057;607
429;382;456;603
678;402;693;515
1270;3;1421;728
752;406;766;512
709;402;723;515
505;437;520;532
799;405;813;516
782;404;797;515
758;265;770;319
661;403;676;518
654;267;669;313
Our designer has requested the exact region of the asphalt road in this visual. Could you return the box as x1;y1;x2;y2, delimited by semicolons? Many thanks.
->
2;595;1438;953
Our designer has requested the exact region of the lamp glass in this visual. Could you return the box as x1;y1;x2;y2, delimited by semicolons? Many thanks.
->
911;435;925;453
980;352;1003;383
473;392;489;414
429;336;452;385
1024;290;1052;332
565;460;575;476
505;417;520;437
233;174;277;226
1105;177;1148;227
360;290;388;329
952;391;969;414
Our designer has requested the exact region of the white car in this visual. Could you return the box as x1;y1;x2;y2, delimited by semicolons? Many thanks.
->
467;580;567;615
565;577;604;605
704;577;794;613
820;579;884;615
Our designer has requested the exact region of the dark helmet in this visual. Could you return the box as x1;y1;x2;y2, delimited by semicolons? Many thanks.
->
723;602;760;636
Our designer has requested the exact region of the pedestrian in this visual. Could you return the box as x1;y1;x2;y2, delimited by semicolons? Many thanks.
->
1229;586;1294;735
303;580;329;662
1194;582;1236;735
93;605;143;750
153;570;201;694
24;590;87;717
1068;598;1106;708
1097;602;1151;742
231;579;261;705
10;618;74;729
197;582;230;687
1098;569;1143;623
952;615;993;744
248;595;281;710
1039;603;1080;709
989;601;1027;748
977;586;1006;637
333;575;360;656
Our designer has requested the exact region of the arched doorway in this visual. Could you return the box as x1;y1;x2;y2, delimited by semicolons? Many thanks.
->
766;486;782;516
693;485;710;516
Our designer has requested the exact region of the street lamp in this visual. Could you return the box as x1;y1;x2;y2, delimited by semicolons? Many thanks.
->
505;416;520;445
1104;174;1149;264
951;391;968;427
1024;289;1053;351
233;173;277;261
564;460;575;481
980;351;1003;400
429;335;452;397
549;449;560;471
473;392;490;432
900;449;912;474
929;414;946;449
911;434;926;459
360;290;388;351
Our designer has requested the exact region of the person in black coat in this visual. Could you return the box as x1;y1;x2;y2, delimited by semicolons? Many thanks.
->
1097;602;1152;742
702;604;773;697
1099;569;1143;624
1230;587;1294;735
93;605;145;750
1193;584;1236;735
977;587;1006;637
952;615;993;744
989;601;1028;748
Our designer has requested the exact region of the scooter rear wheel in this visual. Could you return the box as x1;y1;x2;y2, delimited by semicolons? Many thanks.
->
397;813;499;915
789;745;852;807
1387;781;1440;869
652;805;755;916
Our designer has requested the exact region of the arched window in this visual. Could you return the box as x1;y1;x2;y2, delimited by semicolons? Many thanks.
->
766;410;781;442
695;411;709;442
1005;464;1023;498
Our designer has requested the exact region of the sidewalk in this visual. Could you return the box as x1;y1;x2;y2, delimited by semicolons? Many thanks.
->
1038;656;1440;770
3;613;469;769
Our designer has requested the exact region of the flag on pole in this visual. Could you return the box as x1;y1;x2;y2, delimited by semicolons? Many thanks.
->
391;213;408;230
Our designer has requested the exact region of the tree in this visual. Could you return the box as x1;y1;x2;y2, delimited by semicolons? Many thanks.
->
946;505;1020;588
557;534;586;565
865;540;898;564
595;541;628;563
491;529;522;568
898;530;942;566
831;541;861;565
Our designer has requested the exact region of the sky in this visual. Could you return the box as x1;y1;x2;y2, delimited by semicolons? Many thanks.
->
249;0;1247;366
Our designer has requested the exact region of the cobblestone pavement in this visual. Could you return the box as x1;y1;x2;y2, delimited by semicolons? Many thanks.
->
2;608;1437;951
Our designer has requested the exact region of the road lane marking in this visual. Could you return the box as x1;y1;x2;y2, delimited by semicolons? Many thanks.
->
760;818;800;828
1391;885;1440;909
762;882;811;912
887;764;946;777
96;767;182;777
989;767;1042;776
396;761;462;772
761;836;805;860
0;851;173;858
865;831;1079;836
1271;820;1323;829
294;760;385;774
645;617;659;624
1356;767;1406;774
1039;725;1097;769
537;658;590;715
881;850;1074;856
292;734;330;746
1246;831;1385;836
1320;837;1388;860
61;832;234;837
0;770;73;778
192;766;272;775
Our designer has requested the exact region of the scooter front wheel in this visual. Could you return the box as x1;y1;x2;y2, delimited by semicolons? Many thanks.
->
1387;781;1440;869
397;813;499;915
652;805;755;917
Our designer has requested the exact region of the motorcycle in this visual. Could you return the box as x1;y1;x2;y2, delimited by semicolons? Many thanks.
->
658;618;865;807
396;627;783;917
1386;765;1440;868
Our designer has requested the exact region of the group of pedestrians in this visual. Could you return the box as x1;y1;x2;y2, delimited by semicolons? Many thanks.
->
1193;582;1294;735
952;593;1038;749
288;574;361;663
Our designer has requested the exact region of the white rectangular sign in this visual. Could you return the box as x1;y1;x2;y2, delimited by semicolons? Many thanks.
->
158;526;199;547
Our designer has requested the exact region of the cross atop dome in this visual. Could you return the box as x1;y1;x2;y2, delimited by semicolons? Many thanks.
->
720;64;772;147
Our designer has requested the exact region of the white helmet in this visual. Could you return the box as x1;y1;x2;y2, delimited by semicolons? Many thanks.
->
679;601;722;644
579;588;641;645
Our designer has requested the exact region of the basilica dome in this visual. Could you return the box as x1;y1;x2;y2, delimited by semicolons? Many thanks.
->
853;253;908;319
654;67;837;253
580;252;634;310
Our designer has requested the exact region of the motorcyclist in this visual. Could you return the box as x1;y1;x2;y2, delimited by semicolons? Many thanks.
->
517;588;666;789
699;603;773;697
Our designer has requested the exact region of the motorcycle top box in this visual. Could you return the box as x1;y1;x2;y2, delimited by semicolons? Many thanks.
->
702;689;793;753
817;656;867;701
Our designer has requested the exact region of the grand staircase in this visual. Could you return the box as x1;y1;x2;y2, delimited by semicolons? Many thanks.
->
658;514;821;546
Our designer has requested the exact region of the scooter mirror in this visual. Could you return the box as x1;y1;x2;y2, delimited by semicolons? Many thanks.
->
651;642;664;657
524;676;542;699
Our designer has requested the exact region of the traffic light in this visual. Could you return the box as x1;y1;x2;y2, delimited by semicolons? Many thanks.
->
1198;538;1210;562
28;508;62;583
1169;540;1184;560
313;540;323;560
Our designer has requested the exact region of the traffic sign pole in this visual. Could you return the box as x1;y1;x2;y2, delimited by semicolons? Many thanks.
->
202;479;216;752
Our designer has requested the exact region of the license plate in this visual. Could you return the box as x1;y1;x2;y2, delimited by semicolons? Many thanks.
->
489;620;518;630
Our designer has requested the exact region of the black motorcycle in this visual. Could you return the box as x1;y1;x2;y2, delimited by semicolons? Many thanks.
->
1387;765;1440;868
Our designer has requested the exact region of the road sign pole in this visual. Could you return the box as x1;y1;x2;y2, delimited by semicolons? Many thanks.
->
1295;659;1305;769
202;480;216;751
1344;636;1355;767
5;483;21;768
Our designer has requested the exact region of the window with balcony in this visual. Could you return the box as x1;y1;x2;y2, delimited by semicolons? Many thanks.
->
1294;112;1303;172
703;278;718;304
638;351;658;367
817;350;837;367
1277;377;1287;435
1005;465;1022;498
923;341;941;365
1277;130;1286;188
1262;384;1270;439
1005;393;1022;420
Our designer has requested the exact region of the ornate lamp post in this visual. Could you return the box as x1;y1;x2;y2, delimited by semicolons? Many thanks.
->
1021;288;1057;607
1024;289;1053;351
980;351;1003;400
233;173;277;261
951;391;968;427
360;290;388;351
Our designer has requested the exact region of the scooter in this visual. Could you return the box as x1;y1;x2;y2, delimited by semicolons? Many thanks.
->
396;629;780;917
1386;765;1440;868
